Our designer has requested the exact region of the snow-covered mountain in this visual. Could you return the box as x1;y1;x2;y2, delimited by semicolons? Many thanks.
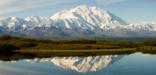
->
21;55;123;73
0;5;156;39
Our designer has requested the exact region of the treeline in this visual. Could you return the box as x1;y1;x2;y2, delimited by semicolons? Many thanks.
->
0;35;156;52
139;40;156;46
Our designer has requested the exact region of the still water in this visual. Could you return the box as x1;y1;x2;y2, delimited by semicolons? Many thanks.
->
0;53;156;75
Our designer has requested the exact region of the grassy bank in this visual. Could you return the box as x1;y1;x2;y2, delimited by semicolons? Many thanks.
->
0;35;138;50
0;35;156;56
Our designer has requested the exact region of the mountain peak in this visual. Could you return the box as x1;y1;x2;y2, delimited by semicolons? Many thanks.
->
74;5;107;11
75;5;89;9
8;17;18;20
72;5;108;14
51;5;126;30
0;5;155;39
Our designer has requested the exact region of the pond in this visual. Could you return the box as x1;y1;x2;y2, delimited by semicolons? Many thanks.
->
0;52;156;75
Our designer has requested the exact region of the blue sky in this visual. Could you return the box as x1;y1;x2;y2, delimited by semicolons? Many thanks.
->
0;0;155;23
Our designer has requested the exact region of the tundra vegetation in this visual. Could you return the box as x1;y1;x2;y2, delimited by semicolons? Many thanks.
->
0;35;156;60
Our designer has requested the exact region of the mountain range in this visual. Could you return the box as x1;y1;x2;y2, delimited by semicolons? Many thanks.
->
0;5;156;39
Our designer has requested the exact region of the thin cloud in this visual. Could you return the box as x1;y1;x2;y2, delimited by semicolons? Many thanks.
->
96;0;125;4
0;0;127;16
0;0;73;16
0;0;12;5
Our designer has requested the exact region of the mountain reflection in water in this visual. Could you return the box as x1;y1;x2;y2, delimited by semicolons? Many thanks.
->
0;55;123;73
0;53;156;75
25;55;123;73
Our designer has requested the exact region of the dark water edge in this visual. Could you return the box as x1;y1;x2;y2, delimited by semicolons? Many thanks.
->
0;50;156;61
